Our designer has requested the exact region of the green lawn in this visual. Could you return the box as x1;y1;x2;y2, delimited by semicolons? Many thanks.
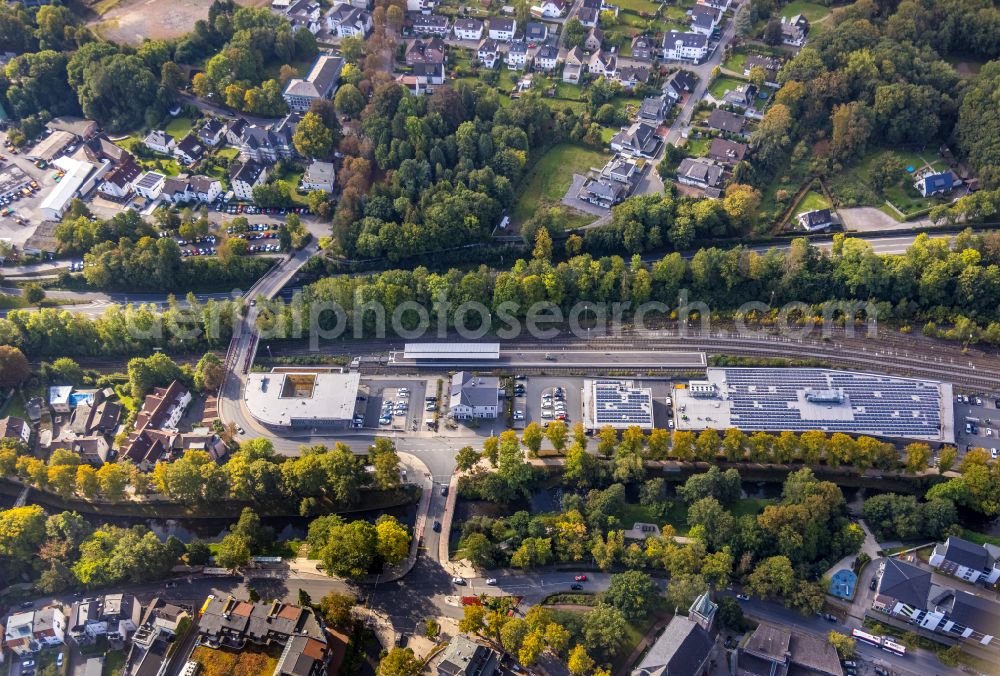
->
102;650;126;676
165;117;195;138
723;51;748;73
614;0;660;14
215;147;239;161
553;82;585;101
683;138;711;157
513;143;610;223
961;530;1000;547
794;189;831;215
781;0;831;22
708;76;748;101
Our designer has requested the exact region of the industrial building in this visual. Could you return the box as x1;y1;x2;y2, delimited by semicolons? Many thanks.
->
583;379;654;431
244;369;360;427
673;368;954;443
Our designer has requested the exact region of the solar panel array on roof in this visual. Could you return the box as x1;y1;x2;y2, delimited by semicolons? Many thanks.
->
721;368;943;439
592;380;653;427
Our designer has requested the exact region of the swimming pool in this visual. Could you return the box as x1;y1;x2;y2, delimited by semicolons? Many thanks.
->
69;392;94;407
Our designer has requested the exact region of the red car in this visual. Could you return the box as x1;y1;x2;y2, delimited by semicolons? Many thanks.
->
574;575;587;582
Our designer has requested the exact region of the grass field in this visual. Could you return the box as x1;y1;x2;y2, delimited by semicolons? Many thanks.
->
683;138;711;157
723;51;748;73
781;0;831;22
793;189;831;215
102;650;126;676
513;143;609;223
846;148;948;217
216;147;239;161
708;76;747;100
615;0;660;14
164;116;195;138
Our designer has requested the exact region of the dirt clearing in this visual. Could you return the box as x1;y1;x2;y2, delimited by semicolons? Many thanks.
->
89;0;270;45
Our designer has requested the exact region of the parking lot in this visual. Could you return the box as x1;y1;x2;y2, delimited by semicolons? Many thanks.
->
363;378;430;433
517;376;676;430
953;392;1000;457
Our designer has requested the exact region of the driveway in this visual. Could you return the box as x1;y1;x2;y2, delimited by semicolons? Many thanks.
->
840;207;931;232
561;174;606;217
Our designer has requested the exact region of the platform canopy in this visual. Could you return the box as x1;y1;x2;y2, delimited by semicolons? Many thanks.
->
403;343;501;360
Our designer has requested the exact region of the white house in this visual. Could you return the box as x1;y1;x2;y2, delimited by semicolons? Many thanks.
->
406;0;437;13
173;135;205;165
302;160;336;193
68;594;142;645
50;385;73;414
286;0;323;34
588;49;617;78
534;45;560;71
562;46;585;83
488;17;516;41
327;3;373;37
0;416;31;445
160;175;221;204
449;372;501;419
133;172;166;200
781;14;809;47
196;118;227;147
690;4;720;35
697;0;729;10
914;171;956;197
478;39;501;68
453;18;484;41
4;607;66;656
143;130;174;155
97;157;142;199
530;0;565;18
677;158;724;190
796;209;834;231
929;536;1000;585
662;30;708;62
230;160;269;201
507;41;529;70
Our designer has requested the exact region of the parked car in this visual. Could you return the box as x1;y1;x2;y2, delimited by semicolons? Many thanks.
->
574;575;587;581
441;486;448;497
432;521;441;532
736;594;750;600
452;577;465;585
485;578;497;585
56;653;64;667
570;583;583;590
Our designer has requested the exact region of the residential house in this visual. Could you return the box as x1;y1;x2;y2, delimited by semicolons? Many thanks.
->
580;178;627;208
562;46;585;82
478;39;501;68
49;385;73;414
577;7;599;27
638;95;670;124
744;54;782;86
797;208;834;231
71;437;110;466
449;372;501;419
930;536;1000;585
665;70;697;101
133;171;166;200
68;389;122;437
120;380;191;471
722;82;758;108
173;135;205;165
915;171;955;197
631;593;716;676
160;175;221;204
599;154;640;185
706;138;747;167
405;37;446;65
873;558;1000;647
230;160;270;201
283;54;343;112
97;155;142;199
662;30;708;62
530;0;564;19
453;18;484;40
677;157;723;191
690;4;720;35
4;608;66;656
507;41;529;70
781;14;809;47
524;21;548;42
197;597;327;657
0;416;30;445
196;118;227;148
406;0;437;13
408;12;450;36
588;49;617;78
615;64;650;89
285;0;323;34
631;34;655;61
437;635;501;676
225;118;248;145
327;3;372;37
82;135;130;166
131;600;190;651
734;624;843;676
143;130;175;155
302;160;336;193
706;109;746;134
584;25;603;52
68;594;142;645
488;17;516;41
610;121;661;158
534;45;560;71
235;116;298;164
698;0;729;10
